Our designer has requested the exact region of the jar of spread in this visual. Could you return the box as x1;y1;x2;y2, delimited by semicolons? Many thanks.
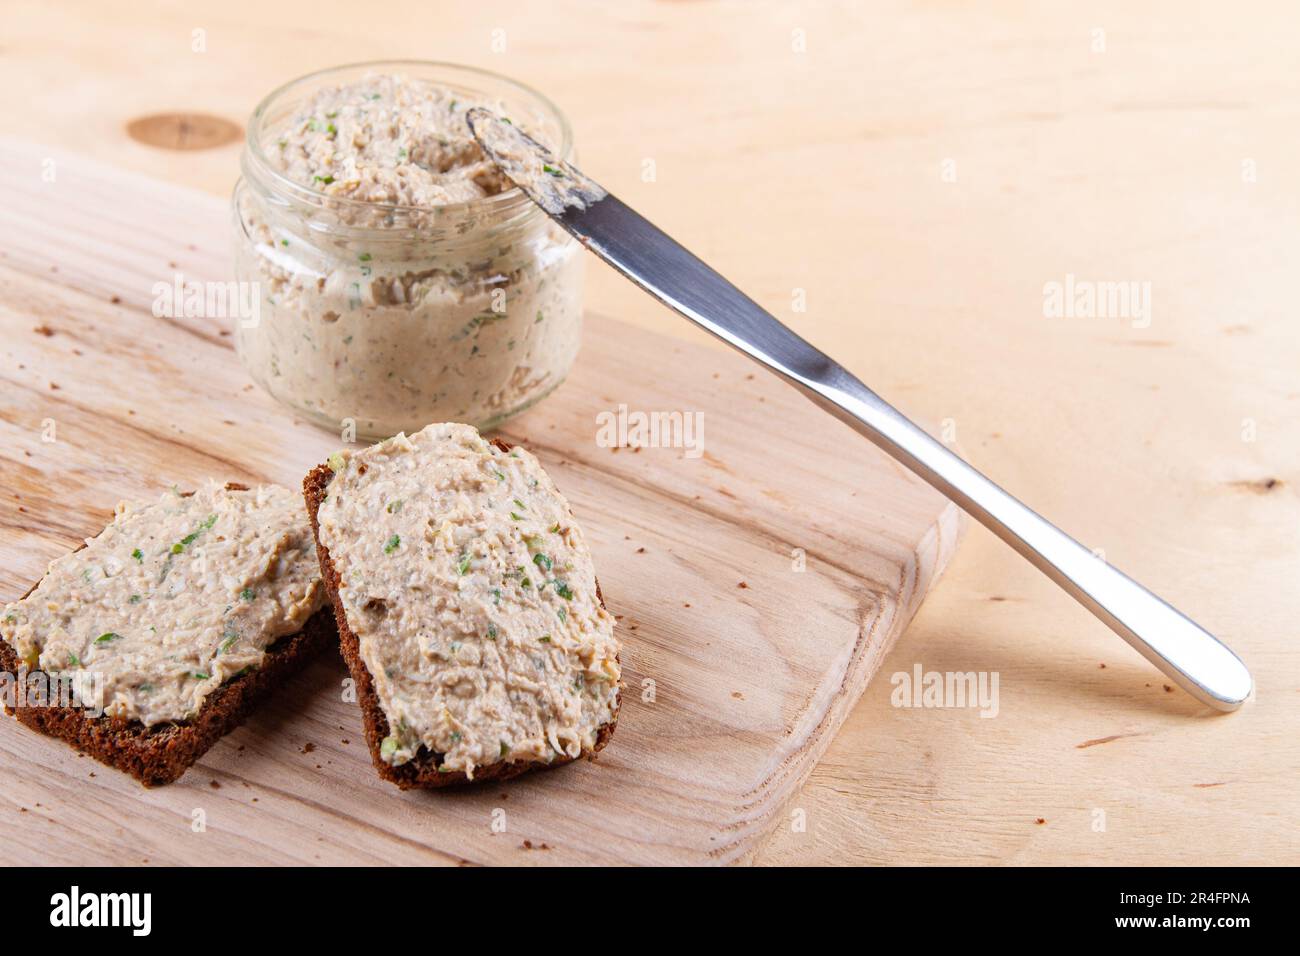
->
232;61;584;439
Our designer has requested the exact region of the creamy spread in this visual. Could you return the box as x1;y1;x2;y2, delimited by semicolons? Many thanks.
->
235;72;584;439
273;74;511;210
0;483;325;726
316;422;620;777
467;108;608;215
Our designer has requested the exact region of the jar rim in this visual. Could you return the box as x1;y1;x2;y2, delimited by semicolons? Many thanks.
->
242;59;573;223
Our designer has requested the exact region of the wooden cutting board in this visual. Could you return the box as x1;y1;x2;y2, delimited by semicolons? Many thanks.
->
0;138;959;865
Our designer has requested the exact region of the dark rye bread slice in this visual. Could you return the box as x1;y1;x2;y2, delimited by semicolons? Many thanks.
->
303;438;618;790
0;611;334;787
0;484;338;787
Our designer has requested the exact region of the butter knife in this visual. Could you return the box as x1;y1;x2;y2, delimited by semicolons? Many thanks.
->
468;108;1253;712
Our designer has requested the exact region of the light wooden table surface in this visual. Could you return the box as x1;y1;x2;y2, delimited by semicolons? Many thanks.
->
4;0;1296;865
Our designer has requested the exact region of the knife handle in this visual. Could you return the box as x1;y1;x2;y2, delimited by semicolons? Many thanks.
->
527;184;1251;711
794;365;1252;711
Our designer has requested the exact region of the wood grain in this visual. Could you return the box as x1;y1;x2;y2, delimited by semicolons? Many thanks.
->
1;0;1296;866
0;140;957;864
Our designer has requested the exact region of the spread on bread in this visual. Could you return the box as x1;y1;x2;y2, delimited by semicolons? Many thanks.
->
316;423;620;778
0;483;325;726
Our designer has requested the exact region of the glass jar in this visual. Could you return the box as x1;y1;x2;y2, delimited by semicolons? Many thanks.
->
232;61;584;440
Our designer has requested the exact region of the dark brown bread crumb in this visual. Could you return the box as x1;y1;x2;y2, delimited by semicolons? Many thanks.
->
303;438;619;790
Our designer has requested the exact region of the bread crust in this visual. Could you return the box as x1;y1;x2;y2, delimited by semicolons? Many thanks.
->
303;438;619;790
0;609;335;788
0;483;337;787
